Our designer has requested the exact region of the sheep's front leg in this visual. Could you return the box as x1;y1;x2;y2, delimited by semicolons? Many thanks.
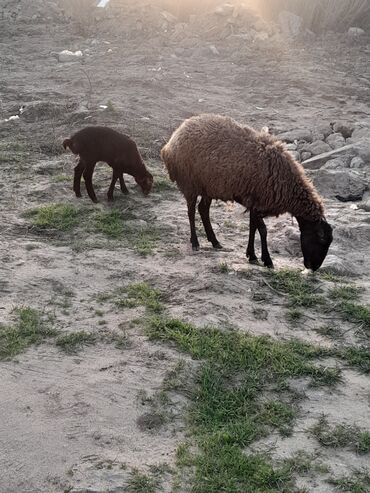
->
198;196;222;249
187;196;199;251
119;174;129;194
255;215;274;268
107;170;119;202
246;210;258;263
83;163;98;203
73;160;85;198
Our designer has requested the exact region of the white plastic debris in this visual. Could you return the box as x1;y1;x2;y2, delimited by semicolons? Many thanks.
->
97;0;110;7
57;50;83;63
301;268;312;276
4;115;20;122
99;105;108;109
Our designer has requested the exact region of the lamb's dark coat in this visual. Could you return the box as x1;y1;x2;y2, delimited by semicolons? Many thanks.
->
63;126;153;203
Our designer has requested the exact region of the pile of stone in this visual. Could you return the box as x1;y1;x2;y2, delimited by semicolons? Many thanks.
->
277;121;370;203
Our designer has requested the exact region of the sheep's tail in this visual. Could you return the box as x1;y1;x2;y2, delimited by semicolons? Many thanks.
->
160;144;177;182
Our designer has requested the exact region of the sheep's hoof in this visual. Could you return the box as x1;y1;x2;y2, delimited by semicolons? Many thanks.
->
192;245;200;251
121;189;129;195
212;242;223;250
248;256;259;265
92;198;99;204
75;193;82;198
264;262;274;269
107;196;114;202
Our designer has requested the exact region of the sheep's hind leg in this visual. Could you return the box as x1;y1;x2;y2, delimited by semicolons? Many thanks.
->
246;210;258;264
73;160;85;198
198;196;222;249
187;196;200;251
83;163;98;203
255;215;274;268
119;174;129;194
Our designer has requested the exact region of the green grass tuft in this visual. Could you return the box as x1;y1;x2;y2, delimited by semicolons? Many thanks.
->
116;283;163;314
55;331;96;353
340;302;370;331
93;209;123;238
330;285;361;301
341;346;370;374
27;204;80;231
0;307;56;360
310;415;370;454
127;470;159;493
328;469;370;493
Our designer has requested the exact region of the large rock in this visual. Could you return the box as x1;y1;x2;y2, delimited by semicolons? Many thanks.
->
326;132;346;149
350;156;366;169
353;138;370;162
351;126;370;141
278;11;303;37
348;27;365;38
358;198;370;212
311;169;368;201
277;128;312;143
322;157;349;170
303;140;332;156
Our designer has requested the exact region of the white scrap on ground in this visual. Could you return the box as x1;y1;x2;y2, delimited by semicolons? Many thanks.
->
97;0;110;7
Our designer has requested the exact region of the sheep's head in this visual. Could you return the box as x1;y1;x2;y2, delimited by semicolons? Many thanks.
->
297;218;333;272
136;172;153;196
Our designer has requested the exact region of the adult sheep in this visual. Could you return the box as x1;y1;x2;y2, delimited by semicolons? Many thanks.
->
161;114;333;271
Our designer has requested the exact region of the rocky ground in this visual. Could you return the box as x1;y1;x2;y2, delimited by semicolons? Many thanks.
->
0;1;369;493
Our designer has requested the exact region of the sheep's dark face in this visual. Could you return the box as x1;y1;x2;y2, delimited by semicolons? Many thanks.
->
136;173;153;196
298;218;333;272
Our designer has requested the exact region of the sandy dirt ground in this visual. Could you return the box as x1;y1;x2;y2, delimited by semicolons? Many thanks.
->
0;2;369;492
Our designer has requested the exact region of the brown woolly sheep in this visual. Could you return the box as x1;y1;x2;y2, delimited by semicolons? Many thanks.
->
161;114;333;271
63;126;153;203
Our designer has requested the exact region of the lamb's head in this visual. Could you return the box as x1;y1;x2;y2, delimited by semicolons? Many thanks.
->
135;171;153;196
297;218;333;271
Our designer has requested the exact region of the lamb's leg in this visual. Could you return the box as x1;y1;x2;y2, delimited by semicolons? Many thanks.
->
119;174;129;194
198;196;222;249
187;196;199;251
107;170;119;202
255;215;274;268
246;210;258;263
83;163;98;203
73;160;85;198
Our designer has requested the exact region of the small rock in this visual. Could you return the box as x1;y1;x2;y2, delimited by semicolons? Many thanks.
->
350;156;366;168
214;3;235;16
351;126;370;141
348;27;365;38
277;129;312;143
56;50;83;62
278;10;303;37
209;45;220;55
358;198;370;212
322;157;348;170
321;255;354;276
301;151;312;161
311;169;367;201
289;150;300;161
285;143;297;151
333;121;354;139
316;124;333;139
326;132;346;149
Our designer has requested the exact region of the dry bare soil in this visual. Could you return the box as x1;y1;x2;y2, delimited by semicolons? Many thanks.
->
0;3;370;493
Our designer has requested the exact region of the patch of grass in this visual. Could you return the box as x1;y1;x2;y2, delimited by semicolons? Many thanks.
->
146;317;342;492
0;307;56;360
286;308;303;324
0;140;30;164
93;209;123;238
216;262;229;274
27;204;80;231
315;325;343;340
153;176;176;193
282;450;329;475
127;470;159;493
116;282;163;314
330;285;361;301
55;331;96;353
341;346;370;374
328;469;370;493
266;269;325;308
310;416;370;454
340;302;370;332
123;223;161;256
53;174;70;183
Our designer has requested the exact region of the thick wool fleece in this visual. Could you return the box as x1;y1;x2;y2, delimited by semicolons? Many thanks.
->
161;114;325;221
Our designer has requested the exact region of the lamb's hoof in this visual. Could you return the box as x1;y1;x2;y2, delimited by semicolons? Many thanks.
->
192;245;200;251
107;196;114;202
212;242;223;250
75;193;82;198
248;256;259;265
264;262;274;269
121;189;129;195
92;199;99;204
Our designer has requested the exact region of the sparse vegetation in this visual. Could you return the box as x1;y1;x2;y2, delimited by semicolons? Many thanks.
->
340;302;370;333
328;469;370;493
310;415;370;454
55;331;96;353
146;316;342;492
27;203;80;231
116;282;163;314
127;470;159;493
93;209;124;238
0;307;56;360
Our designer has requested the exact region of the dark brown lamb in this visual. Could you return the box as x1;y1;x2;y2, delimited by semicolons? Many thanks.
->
161;114;333;271
63;126;153;203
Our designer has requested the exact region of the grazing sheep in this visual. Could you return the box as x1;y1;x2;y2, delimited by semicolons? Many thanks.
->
161;114;333;271
63;126;153;203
